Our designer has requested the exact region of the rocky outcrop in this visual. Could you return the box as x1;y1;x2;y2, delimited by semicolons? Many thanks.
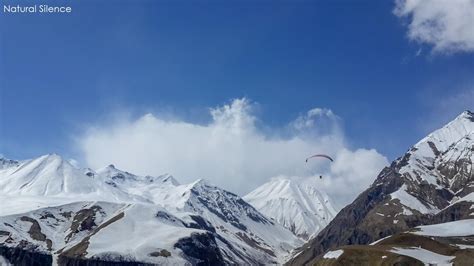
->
313;227;474;265
57;256;155;266
0;246;52;266
174;232;225;265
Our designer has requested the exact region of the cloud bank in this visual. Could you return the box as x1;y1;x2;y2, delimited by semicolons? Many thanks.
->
394;0;474;53
78;98;388;206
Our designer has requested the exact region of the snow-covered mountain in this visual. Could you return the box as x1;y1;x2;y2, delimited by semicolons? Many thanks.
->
0;154;148;203
244;177;337;240
390;110;474;211
289;110;474;265
0;154;301;265
3;111;473;265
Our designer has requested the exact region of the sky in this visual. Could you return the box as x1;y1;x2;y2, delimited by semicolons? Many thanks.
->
1;0;473;203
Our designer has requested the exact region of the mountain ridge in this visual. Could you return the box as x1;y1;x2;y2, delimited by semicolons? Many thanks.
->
0;153;302;265
1;110;472;265
288;110;474;265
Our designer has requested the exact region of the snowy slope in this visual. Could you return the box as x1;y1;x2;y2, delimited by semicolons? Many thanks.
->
0;154;145;203
0;154;97;196
379;220;474;264
96;164;303;263
179;179;302;264
389;247;455;265
96;169;303;264
413;111;474;154
0;201;197;265
244;176;337;240
412;219;474;237
0;154;302;265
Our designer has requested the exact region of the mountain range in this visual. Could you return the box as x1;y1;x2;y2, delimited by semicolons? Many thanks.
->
0;155;334;265
1;110;473;265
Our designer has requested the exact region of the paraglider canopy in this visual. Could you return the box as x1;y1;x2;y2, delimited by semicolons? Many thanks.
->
305;154;334;163
305;154;333;180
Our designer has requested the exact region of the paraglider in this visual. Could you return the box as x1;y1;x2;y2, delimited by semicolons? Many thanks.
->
305;154;334;163
305;154;333;179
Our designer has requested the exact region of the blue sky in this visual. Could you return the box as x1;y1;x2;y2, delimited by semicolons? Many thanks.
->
1;0;473;163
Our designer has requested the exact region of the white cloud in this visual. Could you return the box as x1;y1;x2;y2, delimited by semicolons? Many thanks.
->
78;98;388;206
394;0;474;53
324;148;389;206
291;108;340;132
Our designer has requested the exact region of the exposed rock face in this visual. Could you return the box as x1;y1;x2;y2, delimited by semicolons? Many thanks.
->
0;158;19;170
173;232;224;265
289;111;474;265
0;246;52;266
187;180;273;231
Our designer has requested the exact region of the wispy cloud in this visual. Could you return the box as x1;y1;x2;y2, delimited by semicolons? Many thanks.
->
394;0;474;54
77;98;388;206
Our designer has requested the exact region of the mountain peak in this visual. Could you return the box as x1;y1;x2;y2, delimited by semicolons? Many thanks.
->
35;153;77;169
412;110;474;154
97;164;130;175
460;110;473;118
158;174;180;185
41;152;62;160
393;109;474;192
189;178;209;187
96;164;139;184
244;176;337;240
0;153;99;197
453;109;474;124
447;109;473;126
